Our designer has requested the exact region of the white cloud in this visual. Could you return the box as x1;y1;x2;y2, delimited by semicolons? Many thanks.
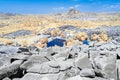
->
52;4;80;13
69;4;80;9
109;4;120;8
69;6;74;9
53;7;65;10
104;3;120;9
100;3;120;12
52;7;66;13
74;4;80;8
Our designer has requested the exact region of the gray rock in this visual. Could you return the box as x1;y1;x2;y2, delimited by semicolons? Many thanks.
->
66;75;93;80
117;60;120;80
89;50;99;60
93;77;109;80
20;73;63;80
94;56;117;80
69;45;81;56
65;67;80;78
116;48;120;58
99;51;116;58
89;41;95;47
2;77;11;80
80;45;89;53
0;60;23;79
53;50;69;59
0;60;4;67
44;48;57;60
3;30;32;38
94;42;105;47
80;69;95;78
58;59;74;71
75;53;92;69
66;75;82;80
114;37;120;45
27;61;60;74
0;45;19;54
20;73;41;80
27;60;73;74
12;78;21;80
20;61;38;70
20;55;49;70
40;73;62;80
10;54;30;61
0;54;11;67
39;64;59;74
94;68;107;78
48;60;60;68
98;42;117;51
28;55;49;63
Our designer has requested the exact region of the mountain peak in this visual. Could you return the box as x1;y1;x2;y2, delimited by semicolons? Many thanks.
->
68;9;80;15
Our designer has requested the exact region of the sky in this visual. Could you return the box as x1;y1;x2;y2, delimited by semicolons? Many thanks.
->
0;0;120;14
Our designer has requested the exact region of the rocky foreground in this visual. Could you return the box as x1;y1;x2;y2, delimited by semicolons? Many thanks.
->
0;26;120;80
0;36;120;80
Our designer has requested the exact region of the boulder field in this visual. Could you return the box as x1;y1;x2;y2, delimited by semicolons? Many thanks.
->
0;26;120;80
0;36;120;80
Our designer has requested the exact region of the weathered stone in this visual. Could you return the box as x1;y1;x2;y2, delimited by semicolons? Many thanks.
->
0;45;19;54
94;69;108;78
0;54;10;67
21;52;32;55
2;77;11;80
93;77;109;80
20;55;49;70
80;69;95;78
94;56;117;80
20;61;38;70
80;45;89;53
48;60;60;68
0;61;4;67
99;51;116;58
20;73;41;80
75;54;92;69
18;47;29;53
66;75;82;80
58;59;74;71
10;54;30;61
65;67;80;78
44;48;56;60
27;61;60;74
40;73;61;80
116;48;120;58
98;42;117;51
28;55;49;63
41;77;49;80
68;45;81;58
20;73;63;80
94;42;105;47
117;60;120;80
89;50;99;60
88;41;95;47
66;75;93;80
12;78;21;80
0;60;23;79
53;50;69;59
